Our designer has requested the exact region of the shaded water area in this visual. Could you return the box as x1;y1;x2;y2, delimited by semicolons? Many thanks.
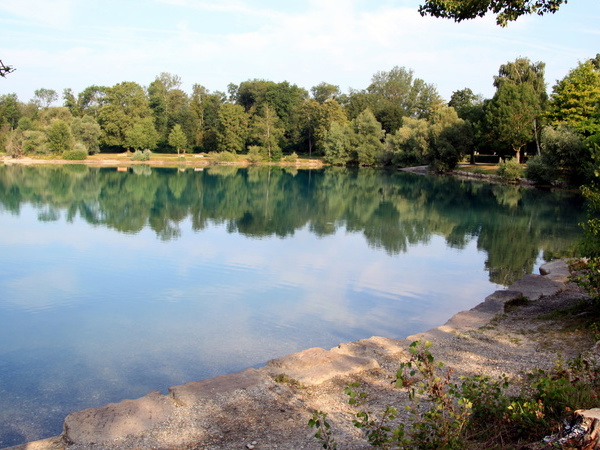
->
0;164;584;447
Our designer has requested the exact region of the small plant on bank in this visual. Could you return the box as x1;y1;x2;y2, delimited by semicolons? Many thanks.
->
308;410;337;449
131;149;151;161
62;148;88;160
336;341;472;449
497;158;523;181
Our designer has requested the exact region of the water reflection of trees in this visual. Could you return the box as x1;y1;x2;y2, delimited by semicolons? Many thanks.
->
0;165;584;285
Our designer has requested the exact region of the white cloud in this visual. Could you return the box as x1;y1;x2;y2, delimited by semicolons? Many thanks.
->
0;0;598;101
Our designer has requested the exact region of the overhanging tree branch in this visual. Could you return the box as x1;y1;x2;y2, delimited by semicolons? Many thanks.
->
0;60;15;77
419;0;567;26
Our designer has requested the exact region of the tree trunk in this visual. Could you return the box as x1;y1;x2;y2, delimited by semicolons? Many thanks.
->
533;118;541;156
513;145;521;164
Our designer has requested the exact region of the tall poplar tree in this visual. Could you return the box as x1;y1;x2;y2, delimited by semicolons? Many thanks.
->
216;103;248;153
250;104;283;161
486;58;546;162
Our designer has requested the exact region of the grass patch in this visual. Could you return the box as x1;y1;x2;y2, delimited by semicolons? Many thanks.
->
273;373;303;388
456;164;498;175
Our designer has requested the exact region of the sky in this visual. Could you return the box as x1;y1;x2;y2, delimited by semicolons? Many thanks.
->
0;0;598;104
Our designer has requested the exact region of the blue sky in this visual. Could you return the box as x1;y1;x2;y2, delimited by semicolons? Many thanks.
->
0;0;598;104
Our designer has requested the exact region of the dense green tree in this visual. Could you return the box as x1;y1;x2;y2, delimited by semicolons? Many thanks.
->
296;99;348;157
485;58;547;162
383;106;471;170
46;120;74;153
97;82;152;149
250;104;284;161
486;83;541;162
311;82;341;104
527;125;590;185
419;0;566;26
33;88;58;109
71;115;102;154
39;107;73;127
0;93;21;129
547;58;600;137
323;122;352;166
235;79;307;152
449;88;484;122
449;88;485;163
428;106;473;171
126;117;159;151
189;84;207;148
344;67;442;135
63;89;82;117
236;79;273;112
190;85;226;151
367;66;443;121
77;85;107;118
263;81;308;126
384;117;430;167
494;58;547;155
352;109;385;166
168;124;188;156
216;103;248;153
148;73;191;150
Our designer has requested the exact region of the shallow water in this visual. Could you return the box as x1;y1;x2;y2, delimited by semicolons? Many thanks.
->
0;165;584;447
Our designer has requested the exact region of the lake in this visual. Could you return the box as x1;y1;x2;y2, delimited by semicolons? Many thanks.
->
0;164;584;447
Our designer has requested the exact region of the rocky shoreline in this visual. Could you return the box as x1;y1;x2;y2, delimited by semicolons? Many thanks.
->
8;259;595;449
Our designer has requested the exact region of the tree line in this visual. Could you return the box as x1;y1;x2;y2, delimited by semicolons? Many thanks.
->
0;55;598;185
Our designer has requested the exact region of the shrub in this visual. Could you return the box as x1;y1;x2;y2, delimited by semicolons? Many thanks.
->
246;146;263;163
62;148;88;160
131;149;152;161
283;152;298;163
525;155;553;184
497;158;523;181
212;150;237;163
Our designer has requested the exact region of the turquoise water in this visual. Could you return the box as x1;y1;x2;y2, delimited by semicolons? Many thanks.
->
0;165;584;447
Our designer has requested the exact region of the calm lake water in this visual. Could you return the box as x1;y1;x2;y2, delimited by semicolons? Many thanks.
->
0;164;584;447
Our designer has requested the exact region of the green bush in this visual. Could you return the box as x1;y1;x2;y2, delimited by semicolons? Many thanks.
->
246;146;263;163
212;150;237;163
525;155;554;184
497;158;523;181
131;149;152;161
62;149;88;160
283;152;298;163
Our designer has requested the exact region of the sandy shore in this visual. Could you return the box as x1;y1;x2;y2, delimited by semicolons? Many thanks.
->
8;259;595;450
0;155;325;169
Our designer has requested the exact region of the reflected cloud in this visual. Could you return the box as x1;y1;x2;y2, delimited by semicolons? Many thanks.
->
3;267;79;312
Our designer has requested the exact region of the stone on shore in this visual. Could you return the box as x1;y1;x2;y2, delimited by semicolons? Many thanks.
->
264;347;379;385
62;390;175;445
168;368;271;406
